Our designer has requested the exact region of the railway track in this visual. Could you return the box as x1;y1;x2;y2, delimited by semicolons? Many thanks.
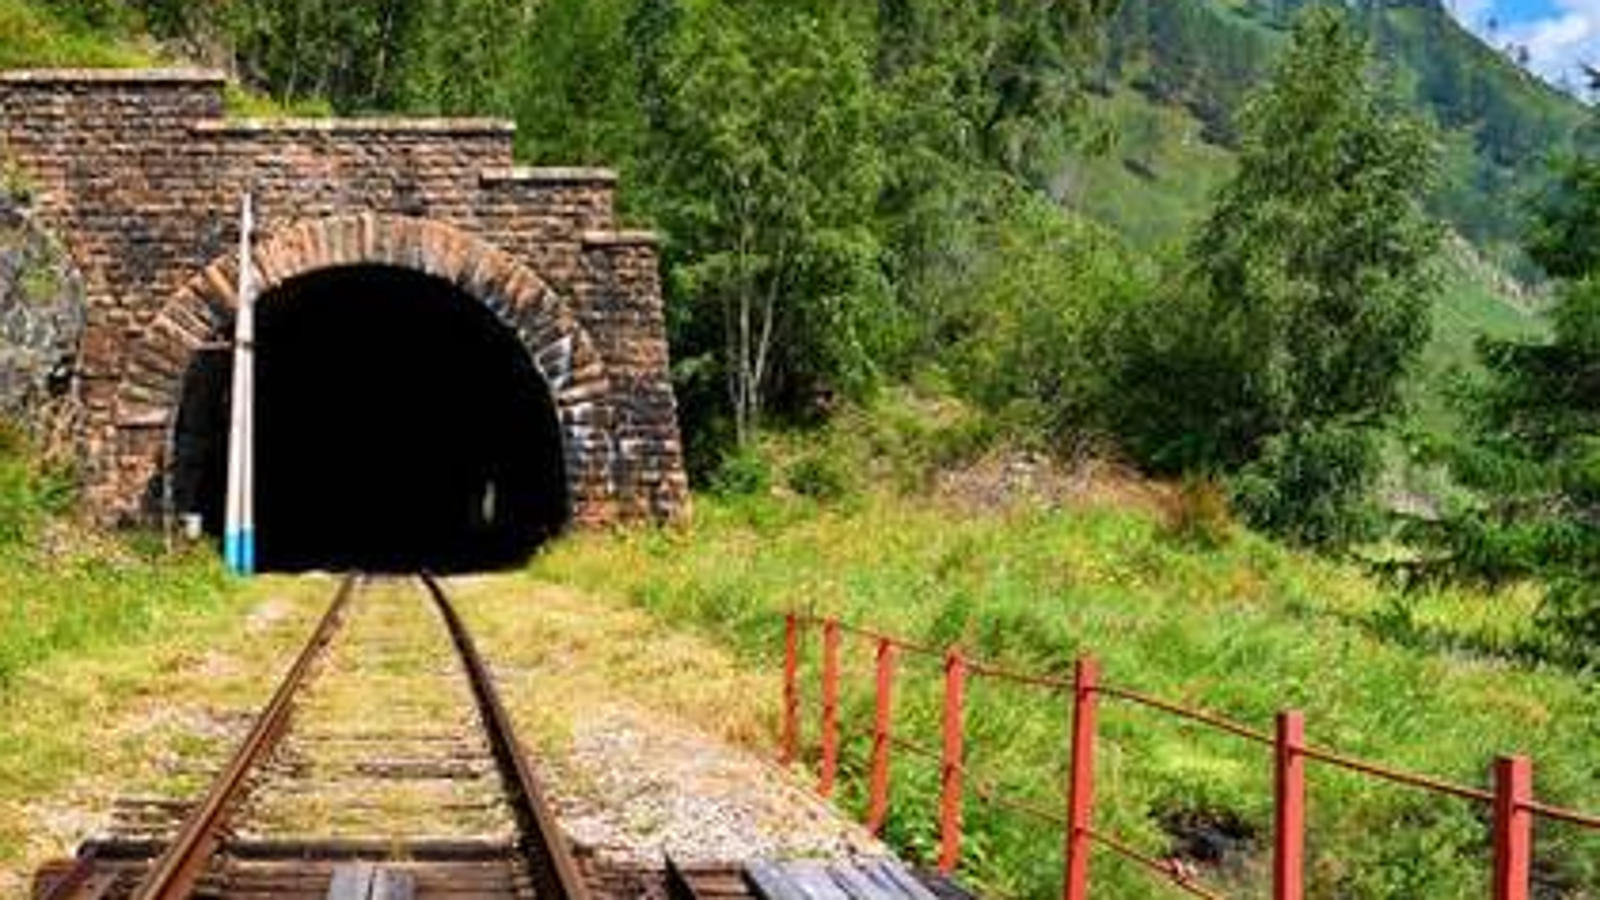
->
31;574;952;900
34;574;593;900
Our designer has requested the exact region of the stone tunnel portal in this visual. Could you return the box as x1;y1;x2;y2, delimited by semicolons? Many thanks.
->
171;265;569;572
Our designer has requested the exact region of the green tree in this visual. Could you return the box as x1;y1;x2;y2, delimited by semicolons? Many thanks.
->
1525;153;1600;280
946;192;1150;446
871;0;1115;374
502;0;650;165
1120;6;1441;545
1413;80;1600;664
654;4;886;445
395;0;525;115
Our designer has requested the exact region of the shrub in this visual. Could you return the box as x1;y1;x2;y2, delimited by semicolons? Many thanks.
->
787;451;853;502
1537;577;1600;669
1230;422;1380;548
709;445;773;497
942;193;1150;447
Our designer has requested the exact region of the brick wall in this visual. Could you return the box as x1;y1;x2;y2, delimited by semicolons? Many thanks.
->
0;68;688;527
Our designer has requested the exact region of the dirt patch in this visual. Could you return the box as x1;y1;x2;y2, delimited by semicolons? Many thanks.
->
244;595;295;634
935;450;1174;515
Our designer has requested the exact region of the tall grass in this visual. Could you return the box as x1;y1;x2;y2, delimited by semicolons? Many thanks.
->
535;493;1600;897
0;430;230;690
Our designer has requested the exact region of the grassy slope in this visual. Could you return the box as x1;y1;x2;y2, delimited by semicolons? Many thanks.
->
536;491;1600;898
0;432;241;888
1410;243;1551;429
0;1;321;115
1060;87;1236;255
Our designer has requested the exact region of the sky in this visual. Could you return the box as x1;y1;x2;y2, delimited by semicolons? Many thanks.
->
1446;0;1599;93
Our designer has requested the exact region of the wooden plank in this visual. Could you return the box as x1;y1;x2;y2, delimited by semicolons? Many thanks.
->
369;867;416;900
824;863;898;899
743;861;810;900
781;862;852;900
665;856;701;900
325;863;374;900
861;860;940;900
852;861;905;896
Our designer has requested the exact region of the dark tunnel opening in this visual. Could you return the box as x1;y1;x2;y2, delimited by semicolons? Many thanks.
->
170;265;569;573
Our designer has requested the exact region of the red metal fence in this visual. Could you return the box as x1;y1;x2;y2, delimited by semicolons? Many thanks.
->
778;613;1600;899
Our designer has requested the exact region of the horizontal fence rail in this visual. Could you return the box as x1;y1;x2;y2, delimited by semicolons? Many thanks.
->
777;612;1600;900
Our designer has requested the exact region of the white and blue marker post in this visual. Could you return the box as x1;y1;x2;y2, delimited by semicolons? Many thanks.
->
223;192;256;575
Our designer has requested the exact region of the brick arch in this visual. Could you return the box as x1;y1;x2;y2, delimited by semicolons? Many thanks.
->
121;213;616;524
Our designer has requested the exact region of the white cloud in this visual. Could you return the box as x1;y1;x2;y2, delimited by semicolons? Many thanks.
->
1448;0;1600;95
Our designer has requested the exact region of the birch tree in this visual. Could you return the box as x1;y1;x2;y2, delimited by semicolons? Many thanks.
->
657;4;885;444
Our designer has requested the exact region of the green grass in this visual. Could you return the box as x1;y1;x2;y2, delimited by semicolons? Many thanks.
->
1407;243;1550;434
0;440;234;690
0;433;245;886
535;490;1600;898
0;430;229;690
1063;87;1237;254
0;1;322;117
0;539;231;689
0;0;156;69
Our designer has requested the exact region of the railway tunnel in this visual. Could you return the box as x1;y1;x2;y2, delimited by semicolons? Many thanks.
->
169;264;569;573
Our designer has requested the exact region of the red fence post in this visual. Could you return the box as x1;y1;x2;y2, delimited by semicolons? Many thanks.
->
1274;710;1306;900
867;638;897;835
1063;657;1099;900
781;613;799;766
1493;755;1533;900
819;618;841;798
939;648;967;876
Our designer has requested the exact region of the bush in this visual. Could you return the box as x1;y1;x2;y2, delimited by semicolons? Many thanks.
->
709;446;773;497
0;419;72;545
786;451;853;502
1230;423;1379;548
939;193;1150;447
1537;576;1600;669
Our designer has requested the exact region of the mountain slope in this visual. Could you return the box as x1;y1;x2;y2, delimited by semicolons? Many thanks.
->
1099;0;1588;267
1069;0;1569;405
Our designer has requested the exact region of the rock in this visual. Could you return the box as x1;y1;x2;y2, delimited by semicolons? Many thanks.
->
0;190;84;421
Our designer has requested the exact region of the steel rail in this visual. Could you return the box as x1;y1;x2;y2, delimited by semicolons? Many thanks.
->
133;572;359;900
420;572;591;900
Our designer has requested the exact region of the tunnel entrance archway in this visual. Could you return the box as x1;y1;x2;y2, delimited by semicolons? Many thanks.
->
171;264;569;572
